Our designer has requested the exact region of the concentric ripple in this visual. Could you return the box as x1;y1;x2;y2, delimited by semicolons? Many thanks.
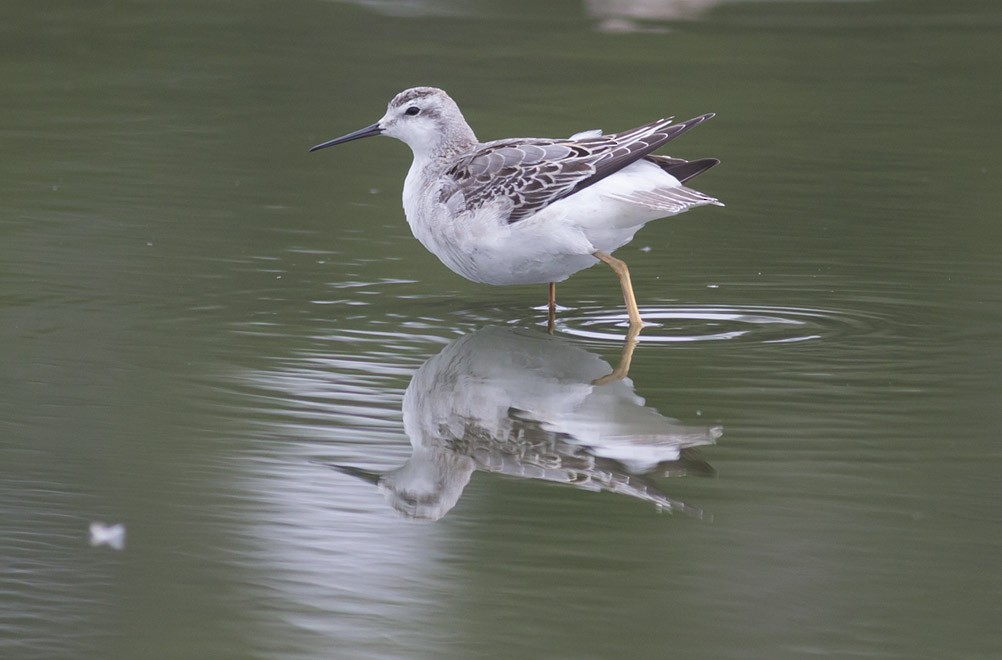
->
553;305;879;344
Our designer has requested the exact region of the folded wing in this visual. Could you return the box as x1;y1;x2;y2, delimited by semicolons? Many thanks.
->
442;114;717;224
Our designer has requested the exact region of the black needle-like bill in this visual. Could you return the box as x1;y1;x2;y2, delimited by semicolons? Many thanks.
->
309;122;383;152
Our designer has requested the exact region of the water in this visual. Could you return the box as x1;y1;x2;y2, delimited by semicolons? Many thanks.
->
2;1;1000;658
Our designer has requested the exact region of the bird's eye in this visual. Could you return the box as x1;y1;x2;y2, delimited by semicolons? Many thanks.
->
404;106;421;116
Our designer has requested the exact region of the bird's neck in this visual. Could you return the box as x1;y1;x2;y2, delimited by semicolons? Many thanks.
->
402;124;478;227
410;125;478;171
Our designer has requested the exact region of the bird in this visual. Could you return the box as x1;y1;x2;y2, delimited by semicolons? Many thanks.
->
310;86;721;328
320;326;720;520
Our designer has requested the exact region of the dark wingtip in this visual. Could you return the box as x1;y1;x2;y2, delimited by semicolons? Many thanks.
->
564;111;719;198
651;157;720;183
657;112;716;143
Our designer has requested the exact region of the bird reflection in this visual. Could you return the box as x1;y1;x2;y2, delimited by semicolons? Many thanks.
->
321;326;720;520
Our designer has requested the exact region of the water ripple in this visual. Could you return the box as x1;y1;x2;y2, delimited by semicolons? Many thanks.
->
551;304;881;344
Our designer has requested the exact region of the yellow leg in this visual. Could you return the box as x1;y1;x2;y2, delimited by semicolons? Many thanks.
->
592;323;642;385
593;251;644;327
547;282;556;334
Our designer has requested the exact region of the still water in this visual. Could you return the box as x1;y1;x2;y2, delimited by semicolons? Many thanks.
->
2;1;1000;658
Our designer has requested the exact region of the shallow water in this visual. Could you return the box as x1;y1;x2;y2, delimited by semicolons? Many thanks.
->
2;1;1001;658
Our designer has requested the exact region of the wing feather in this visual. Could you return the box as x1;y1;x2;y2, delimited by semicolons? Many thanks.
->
442;114;715;224
605;185;722;215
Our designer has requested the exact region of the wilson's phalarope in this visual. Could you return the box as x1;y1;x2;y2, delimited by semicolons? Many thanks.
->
311;86;721;328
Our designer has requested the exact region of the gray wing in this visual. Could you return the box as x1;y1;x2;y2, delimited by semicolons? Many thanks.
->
441;139;592;223
442;113;715;224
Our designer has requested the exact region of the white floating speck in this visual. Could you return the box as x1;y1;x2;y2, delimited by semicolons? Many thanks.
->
707;284;718;289
639;246;652;252
89;522;126;550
